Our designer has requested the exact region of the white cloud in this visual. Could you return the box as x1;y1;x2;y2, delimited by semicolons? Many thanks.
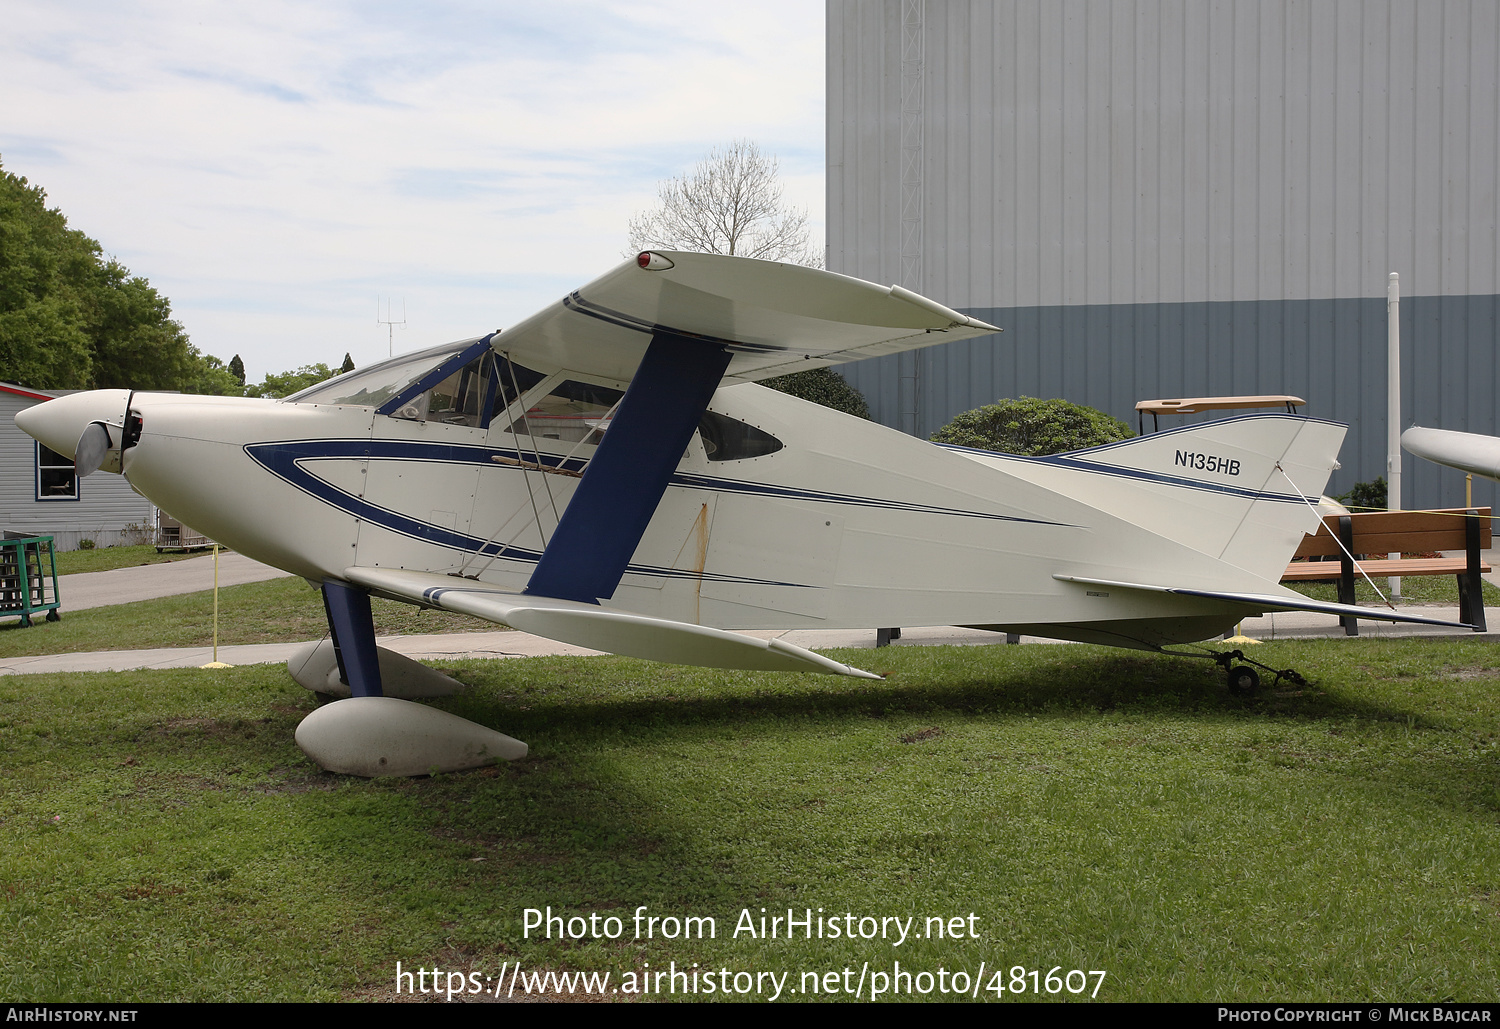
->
0;1;825;380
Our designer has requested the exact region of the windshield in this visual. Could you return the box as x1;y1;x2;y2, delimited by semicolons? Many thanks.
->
389;350;547;428
283;340;478;407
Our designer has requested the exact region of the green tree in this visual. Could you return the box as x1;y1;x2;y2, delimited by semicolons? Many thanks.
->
181;353;244;397
229;354;246;385
760;367;870;418
0;164;96;387
339;352;355;375
1336;476;1387;511
931;396;1134;455
245;363;338;399
0;158;236;392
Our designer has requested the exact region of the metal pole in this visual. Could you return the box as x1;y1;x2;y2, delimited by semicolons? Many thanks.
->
200;543;232;669
1387;273;1402;600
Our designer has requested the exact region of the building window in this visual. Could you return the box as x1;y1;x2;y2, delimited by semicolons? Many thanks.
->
36;443;78;501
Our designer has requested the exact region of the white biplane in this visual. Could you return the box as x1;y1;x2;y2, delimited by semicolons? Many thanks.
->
16;252;1465;774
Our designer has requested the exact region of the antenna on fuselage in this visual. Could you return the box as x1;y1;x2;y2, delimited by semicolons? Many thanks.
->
377;296;406;357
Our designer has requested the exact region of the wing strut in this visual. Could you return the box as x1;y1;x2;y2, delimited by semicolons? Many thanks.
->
523;330;732;604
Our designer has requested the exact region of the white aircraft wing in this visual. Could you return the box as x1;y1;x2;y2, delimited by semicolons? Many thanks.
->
344;567;882;679
490;250;1001;383
435;253;1002;608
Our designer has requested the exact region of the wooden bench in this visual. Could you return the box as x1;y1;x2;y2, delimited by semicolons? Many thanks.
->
1135;394;1305;434
1281;508;1491;634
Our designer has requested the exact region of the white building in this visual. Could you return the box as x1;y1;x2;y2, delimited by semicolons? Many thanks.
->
1;383;154;549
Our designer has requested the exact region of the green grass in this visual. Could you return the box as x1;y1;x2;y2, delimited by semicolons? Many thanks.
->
1287;572;1500;606
53;544;213;576
2;637;1497;1002
0;577;487;659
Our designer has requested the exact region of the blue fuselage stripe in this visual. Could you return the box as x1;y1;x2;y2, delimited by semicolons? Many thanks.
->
243;436;1068;587
244;438;811;588
936;441;1316;504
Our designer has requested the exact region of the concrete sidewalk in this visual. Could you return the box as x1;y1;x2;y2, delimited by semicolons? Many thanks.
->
1;607;1491;677
46;547;1500;616
0;629;607;676
1;542;1488;676
58;551;293;612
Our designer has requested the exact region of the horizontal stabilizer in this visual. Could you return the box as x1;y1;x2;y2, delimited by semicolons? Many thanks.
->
1054;575;1473;630
1402;426;1500;483
344;567;882;679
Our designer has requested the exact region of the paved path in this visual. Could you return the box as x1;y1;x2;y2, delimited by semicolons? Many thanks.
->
2;609;1492;677
0;545;1488;677
59;552;293;611
0;629;605;675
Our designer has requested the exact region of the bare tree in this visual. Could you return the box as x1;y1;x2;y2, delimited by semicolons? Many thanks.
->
626;140;822;267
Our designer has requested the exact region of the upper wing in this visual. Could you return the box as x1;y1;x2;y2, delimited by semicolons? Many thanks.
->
340;254;999;610
490;250;1001;383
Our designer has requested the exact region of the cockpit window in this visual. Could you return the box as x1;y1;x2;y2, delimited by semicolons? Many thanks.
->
286;338;549;433
493;387;784;458
698;412;783;461
284;341;473;408
389;352;546;428
489;356;549;418
498;380;625;444
388;352;488;425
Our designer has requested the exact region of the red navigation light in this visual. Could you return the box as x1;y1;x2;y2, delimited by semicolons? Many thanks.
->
636;252;675;271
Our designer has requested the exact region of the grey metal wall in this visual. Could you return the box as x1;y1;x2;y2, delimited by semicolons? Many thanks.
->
828;0;1500;509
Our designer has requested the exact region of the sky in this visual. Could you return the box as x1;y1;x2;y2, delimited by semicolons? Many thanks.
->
1;1;826;382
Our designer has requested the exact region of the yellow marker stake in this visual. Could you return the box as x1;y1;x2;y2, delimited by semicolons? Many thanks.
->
1223;620;1261;645
201;543;233;669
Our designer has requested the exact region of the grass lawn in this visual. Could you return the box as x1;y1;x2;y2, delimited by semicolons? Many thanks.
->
0;577;487;659
53;545;214;576
2;637;1497;1002
1287;572;1500;607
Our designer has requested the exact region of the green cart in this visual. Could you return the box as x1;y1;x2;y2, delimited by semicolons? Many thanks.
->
0;534;61;627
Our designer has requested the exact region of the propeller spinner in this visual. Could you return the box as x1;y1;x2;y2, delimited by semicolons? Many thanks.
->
73;421;113;476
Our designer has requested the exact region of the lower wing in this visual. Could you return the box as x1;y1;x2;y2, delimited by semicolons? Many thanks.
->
343;566;881;679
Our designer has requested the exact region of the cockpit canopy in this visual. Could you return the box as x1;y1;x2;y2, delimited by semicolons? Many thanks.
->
284;337;782;460
285;339;545;429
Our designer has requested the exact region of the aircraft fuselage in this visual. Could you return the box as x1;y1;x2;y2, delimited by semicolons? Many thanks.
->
18;376;1343;651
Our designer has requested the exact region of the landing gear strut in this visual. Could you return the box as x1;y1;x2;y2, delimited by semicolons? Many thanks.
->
1207;649;1309;695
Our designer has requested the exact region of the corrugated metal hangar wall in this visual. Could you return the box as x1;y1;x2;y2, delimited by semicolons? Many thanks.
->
828;0;1500;508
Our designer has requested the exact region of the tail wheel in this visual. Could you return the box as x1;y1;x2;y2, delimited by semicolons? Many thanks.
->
1228;665;1260;696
